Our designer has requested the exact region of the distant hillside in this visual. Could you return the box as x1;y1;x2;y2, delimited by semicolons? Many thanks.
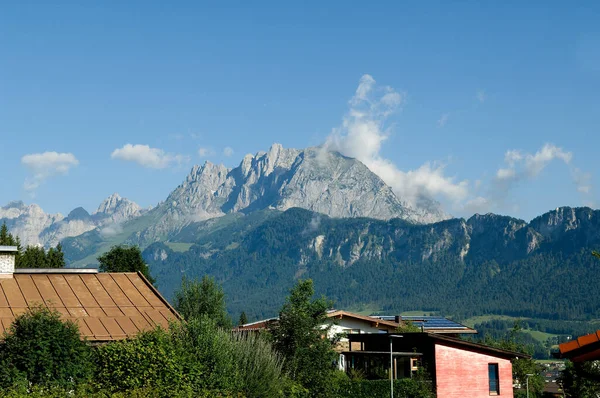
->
142;206;600;321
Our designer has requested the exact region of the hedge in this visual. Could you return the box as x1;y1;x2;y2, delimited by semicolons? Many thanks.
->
335;379;435;398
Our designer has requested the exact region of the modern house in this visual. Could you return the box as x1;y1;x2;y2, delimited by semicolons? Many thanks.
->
235;309;401;335
0;245;180;342
344;332;527;398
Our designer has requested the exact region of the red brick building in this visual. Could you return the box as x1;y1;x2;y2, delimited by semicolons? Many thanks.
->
345;333;526;398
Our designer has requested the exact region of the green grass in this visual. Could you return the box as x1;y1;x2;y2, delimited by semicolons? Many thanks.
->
520;329;558;342
347;303;382;315
164;242;193;253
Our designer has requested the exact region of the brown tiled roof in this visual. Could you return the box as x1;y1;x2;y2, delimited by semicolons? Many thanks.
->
326;310;400;330
557;330;600;362
0;272;181;342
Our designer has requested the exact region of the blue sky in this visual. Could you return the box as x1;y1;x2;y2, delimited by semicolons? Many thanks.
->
1;1;599;221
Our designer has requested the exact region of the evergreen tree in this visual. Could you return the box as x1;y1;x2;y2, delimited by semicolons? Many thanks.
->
238;311;248;326
0;222;9;245
19;246;47;268
46;243;65;268
173;276;231;328
97;245;155;284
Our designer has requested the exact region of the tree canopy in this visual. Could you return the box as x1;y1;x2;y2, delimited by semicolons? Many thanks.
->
0;306;92;388
269;279;337;397
173;276;231;328
97;245;155;284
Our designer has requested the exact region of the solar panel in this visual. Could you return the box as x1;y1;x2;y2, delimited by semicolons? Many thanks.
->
371;315;472;331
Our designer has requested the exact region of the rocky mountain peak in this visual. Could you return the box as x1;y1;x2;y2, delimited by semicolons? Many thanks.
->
67;207;91;221
94;193;145;225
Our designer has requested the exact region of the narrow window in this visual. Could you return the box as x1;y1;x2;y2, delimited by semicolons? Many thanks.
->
488;363;500;395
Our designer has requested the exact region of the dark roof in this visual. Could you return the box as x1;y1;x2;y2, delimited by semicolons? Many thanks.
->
372;315;477;334
327;310;399;330
0;271;181;342
347;332;529;360
429;333;530;360
556;330;600;362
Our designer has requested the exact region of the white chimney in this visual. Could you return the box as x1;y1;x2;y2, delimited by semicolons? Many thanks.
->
0;246;17;278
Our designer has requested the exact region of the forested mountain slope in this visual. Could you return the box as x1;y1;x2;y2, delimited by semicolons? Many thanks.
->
143;206;600;321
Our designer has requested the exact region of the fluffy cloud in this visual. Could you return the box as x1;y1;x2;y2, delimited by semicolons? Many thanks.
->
496;144;572;184
21;151;79;191
324;74;469;207
467;143;592;214
111;144;188;169
223;147;234;157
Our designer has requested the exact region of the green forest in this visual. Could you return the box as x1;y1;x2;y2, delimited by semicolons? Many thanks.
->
139;207;600;325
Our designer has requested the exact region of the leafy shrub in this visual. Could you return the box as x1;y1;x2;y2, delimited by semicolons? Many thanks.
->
94;327;184;393
0;306;92;388
333;378;435;398
231;331;285;397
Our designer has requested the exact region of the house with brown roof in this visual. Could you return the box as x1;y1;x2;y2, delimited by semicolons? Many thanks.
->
0;245;180;342
235;309;401;335
345;332;528;398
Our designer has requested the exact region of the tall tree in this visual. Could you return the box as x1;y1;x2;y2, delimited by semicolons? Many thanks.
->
269;279;337;397
46;243;65;268
0;222;9;245
560;360;600;397
238;311;248;326
173;276;230;328
97;245;155;284
19;246;47;268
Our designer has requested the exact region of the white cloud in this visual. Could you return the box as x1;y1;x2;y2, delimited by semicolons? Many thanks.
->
523;144;572;177
496;168;516;180
437;113;450;127
467;143;590;214
476;90;486;103
21;151;79;191
198;147;214;157
111;144;188;169
223;147;234;157
324;74;468;208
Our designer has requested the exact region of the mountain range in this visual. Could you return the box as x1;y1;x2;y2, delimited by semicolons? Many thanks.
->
2;143;599;323
0;193;147;248
2;144;447;250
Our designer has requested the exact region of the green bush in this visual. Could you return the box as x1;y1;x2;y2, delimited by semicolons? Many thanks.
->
333;378;435;398
94;327;185;393
231;331;285;397
0;306;93;389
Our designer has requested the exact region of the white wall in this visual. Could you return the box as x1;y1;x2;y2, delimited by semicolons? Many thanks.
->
0;253;15;275
325;317;389;340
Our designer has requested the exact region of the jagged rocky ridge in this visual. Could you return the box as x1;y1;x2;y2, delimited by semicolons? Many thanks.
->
134;144;447;244
0;193;147;247
5;144;448;250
